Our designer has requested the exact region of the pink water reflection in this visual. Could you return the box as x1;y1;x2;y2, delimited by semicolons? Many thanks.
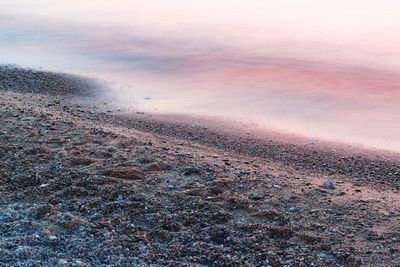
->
1;0;400;151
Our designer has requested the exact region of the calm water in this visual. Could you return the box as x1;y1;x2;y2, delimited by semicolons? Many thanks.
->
1;0;400;151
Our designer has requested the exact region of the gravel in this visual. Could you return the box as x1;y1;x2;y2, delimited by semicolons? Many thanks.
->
0;66;399;266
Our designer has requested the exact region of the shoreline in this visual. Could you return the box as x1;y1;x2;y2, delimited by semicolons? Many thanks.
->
106;112;400;189
116;109;400;159
1;67;399;266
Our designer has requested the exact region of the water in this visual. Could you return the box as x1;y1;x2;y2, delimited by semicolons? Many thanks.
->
1;0;400;151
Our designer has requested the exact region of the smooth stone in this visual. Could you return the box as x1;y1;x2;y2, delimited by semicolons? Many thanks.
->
289;207;300;213
323;179;336;190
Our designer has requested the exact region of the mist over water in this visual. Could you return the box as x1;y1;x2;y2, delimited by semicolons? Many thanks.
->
1;0;400;151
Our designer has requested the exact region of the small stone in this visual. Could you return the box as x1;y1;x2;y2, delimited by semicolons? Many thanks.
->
317;188;329;193
323;179;335;190
272;184;282;189
145;163;160;172
138;157;153;164
75;260;85;266
317;253;327;259
320;243;331;251
234;171;242;177
210;229;227;244
289;207;300;213
183;167;202;176
249;193;265;200
167;185;175;190
58;259;68;265
116;195;124;202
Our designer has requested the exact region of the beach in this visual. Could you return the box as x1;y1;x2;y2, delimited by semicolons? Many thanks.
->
0;67;399;266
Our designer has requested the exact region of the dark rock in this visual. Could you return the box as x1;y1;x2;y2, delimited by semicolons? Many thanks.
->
249;192;265;200
320;243;332;251
145;163;160;172
210;228;228;244
183;167;202;176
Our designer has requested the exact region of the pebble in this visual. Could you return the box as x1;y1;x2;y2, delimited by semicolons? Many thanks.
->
289;207;300;213
323;179;335;190
234;171;242;177
183;167;202;176
317;253;327;259
320;243;331;251
58;259;68;265
249;193;265;200
272;184;282;189
48;235;58;241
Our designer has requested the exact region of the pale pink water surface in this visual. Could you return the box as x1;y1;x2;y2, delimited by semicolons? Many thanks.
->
1;0;400;151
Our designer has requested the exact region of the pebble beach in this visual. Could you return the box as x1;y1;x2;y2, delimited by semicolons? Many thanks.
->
1;66;400;266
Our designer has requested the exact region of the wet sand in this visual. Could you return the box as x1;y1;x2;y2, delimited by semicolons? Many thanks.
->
0;66;399;266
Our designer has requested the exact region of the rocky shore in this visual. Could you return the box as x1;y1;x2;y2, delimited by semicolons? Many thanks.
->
0;67;399;266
